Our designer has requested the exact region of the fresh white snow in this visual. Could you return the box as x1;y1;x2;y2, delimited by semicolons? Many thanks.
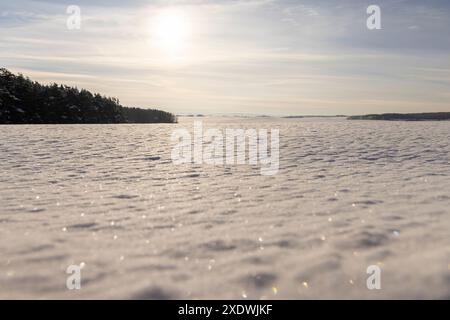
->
0;117;449;299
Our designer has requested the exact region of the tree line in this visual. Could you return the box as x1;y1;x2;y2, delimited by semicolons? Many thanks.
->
0;68;177;124
348;113;450;121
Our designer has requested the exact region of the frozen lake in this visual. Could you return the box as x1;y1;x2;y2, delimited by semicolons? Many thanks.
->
0;117;449;299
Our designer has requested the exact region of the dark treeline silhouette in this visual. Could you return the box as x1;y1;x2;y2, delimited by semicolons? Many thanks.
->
348;113;450;121
0;68;177;124
122;107;177;123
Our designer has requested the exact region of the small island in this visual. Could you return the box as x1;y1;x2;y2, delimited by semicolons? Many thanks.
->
0;68;177;124
348;112;450;121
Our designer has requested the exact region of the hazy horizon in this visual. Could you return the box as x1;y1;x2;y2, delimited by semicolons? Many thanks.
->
1;0;450;116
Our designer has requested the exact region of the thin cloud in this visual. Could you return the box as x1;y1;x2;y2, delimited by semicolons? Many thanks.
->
2;0;450;114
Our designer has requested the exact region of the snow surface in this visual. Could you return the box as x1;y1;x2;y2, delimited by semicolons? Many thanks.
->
0;117;449;299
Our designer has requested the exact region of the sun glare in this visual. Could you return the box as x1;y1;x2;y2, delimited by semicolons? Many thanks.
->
153;9;191;56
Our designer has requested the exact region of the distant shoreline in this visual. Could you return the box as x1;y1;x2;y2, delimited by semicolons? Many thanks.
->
347;112;450;121
282;115;347;119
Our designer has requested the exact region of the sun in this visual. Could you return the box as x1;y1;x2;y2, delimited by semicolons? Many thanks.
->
153;9;191;56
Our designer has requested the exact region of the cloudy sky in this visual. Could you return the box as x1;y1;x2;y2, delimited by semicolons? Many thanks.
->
1;0;450;115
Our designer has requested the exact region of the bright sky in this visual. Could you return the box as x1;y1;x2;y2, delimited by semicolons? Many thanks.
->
1;0;450;115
